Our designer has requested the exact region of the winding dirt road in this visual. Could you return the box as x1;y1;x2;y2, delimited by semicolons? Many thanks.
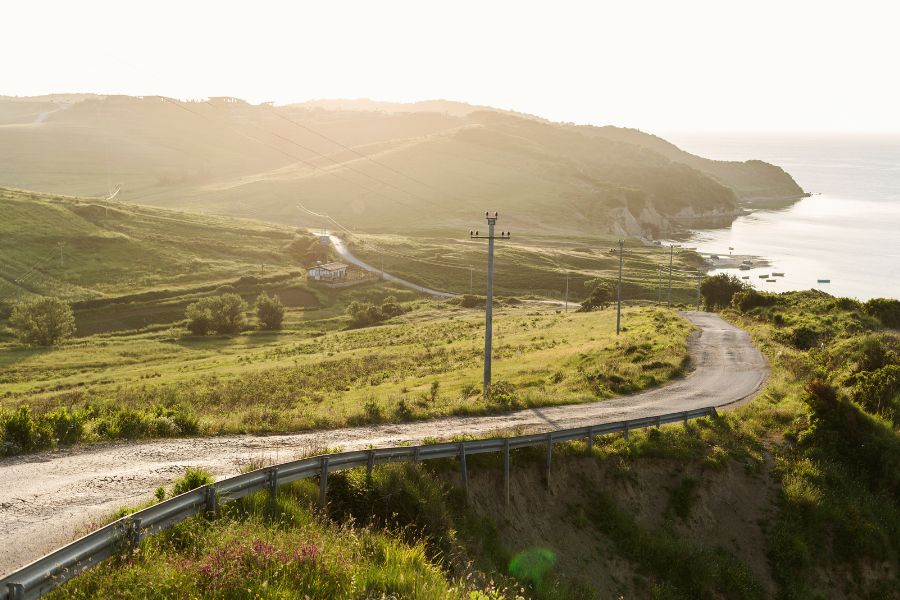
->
0;312;767;575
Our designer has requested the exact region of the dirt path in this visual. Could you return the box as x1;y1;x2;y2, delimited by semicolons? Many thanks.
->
0;312;767;575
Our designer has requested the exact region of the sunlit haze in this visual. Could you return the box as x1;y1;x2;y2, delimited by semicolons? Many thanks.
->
3;0;899;132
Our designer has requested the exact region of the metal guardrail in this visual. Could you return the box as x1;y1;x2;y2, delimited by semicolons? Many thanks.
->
1;406;717;599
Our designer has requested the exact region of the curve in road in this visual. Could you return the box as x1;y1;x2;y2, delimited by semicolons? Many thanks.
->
328;235;456;298
0;311;767;575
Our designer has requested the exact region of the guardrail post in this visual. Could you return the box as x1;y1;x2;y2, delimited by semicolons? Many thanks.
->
503;438;510;506
459;443;469;502
545;433;553;490
655;415;662;429
7;582;24;600
366;450;375;484
318;456;329;508
587;426;594;454
268;467;279;497
413;447;421;464
683;411;689;425
124;516;143;548
205;485;218;516
623;422;629;441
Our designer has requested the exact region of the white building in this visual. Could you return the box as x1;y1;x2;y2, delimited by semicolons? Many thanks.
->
308;262;349;282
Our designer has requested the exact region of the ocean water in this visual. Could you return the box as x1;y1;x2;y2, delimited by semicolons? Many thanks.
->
666;133;900;301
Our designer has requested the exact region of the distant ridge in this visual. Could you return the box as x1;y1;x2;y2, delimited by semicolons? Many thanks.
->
0;94;804;237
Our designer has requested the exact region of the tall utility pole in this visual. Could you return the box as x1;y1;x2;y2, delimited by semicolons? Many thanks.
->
696;271;703;310
470;212;510;397
657;267;662;305
564;270;569;313
667;244;675;307
616;239;624;335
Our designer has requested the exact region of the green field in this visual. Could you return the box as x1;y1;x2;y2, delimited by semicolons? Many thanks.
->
0;295;692;452
346;231;705;303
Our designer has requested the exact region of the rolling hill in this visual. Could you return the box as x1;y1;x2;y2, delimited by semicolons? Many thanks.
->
0;95;804;237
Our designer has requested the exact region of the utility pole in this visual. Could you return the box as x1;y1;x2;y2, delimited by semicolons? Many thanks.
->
696;271;703;310
667;244;675;307
564;271;569;313
470;212;510;398
616;239;624;335
657;267;662;306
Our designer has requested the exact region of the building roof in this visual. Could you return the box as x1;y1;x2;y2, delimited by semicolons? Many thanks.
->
314;262;349;271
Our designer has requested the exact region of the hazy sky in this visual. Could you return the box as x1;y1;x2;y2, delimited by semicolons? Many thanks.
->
3;0;898;133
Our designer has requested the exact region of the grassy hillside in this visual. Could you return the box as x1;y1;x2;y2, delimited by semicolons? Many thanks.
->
46;291;899;599
0;95;804;238
0;187;307;303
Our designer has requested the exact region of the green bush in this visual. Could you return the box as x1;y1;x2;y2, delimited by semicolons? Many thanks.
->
185;293;248;335
853;365;900;423
789;326;819;350
171;467;214;495
255;292;285;330
579;283;611;312
700;273;746;309
864;298;900;329
732;289;777;312
9;297;75;346
1;405;51;455
42;407;85;445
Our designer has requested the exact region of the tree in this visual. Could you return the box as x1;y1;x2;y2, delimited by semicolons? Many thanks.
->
210;293;247;334
9;297;75;346
185;299;214;335
255;292;285;330
184;293;248;335
579;283;612;312
700;273;746;309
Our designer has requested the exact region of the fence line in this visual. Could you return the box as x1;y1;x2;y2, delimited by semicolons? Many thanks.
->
1;406;717;600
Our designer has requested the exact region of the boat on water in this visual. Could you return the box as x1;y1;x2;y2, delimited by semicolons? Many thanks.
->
817;279;831;284
766;279;777;282
739;265;751;271
741;276;750;280
772;272;785;277
758;274;770;278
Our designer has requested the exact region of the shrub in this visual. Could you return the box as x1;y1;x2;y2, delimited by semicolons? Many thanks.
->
700;273;746;309
185;293;248;335
579;283;611;312
185;299;214;335
488;380;518;408
732;289;777;312
864;298;900;329
255;292;285;330
789;326;820;350
42;407;85;445
9;297;75;346
346;297;408;329
1;405;51;455
172;467;214;495
853;365;900;422
459;294;485;308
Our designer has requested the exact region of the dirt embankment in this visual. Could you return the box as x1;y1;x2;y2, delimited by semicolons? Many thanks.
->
462;453;779;598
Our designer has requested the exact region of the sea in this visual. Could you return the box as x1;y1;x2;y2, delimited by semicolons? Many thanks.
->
664;133;900;301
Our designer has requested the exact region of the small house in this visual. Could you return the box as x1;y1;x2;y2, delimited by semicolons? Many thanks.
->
308;261;349;282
